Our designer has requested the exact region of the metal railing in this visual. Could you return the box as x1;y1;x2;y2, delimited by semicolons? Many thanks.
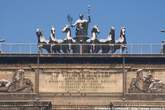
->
0;43;164;55
0;43;37;54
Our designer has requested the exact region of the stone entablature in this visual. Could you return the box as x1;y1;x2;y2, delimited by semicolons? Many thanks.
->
1;63;165;109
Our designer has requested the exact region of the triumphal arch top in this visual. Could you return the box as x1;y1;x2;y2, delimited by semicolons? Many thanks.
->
1;12;165;110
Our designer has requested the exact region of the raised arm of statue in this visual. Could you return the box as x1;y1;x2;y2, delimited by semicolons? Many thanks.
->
72;20;78;27
88;16;91;23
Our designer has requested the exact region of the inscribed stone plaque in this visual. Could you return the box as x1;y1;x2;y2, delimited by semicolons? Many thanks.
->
39;68;123;93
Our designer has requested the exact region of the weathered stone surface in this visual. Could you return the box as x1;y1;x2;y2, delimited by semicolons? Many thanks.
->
127;69;165;93
0;69;35;93
0;101;52;110
0;63;165;109
39;67;123;93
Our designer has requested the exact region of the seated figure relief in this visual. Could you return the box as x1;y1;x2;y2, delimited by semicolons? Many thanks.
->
128;69;165;93
0;69;33;93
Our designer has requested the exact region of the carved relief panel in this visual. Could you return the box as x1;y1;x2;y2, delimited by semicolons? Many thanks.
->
0;69;34;93
127;68;165;93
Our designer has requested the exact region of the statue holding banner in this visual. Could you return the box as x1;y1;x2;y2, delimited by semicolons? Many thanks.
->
72;14;91;38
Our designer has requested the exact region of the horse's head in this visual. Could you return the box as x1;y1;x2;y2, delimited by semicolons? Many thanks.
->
36;28;42;43
110;26;115;33
107;26;115;42
117;26;126;44
62;25;72;40
91;25;100;34
62;25;71;33
120;26;126;36
36;28;42;36
36;28;48;44
49;26;58;43
51;26;56;37
91;25;100;40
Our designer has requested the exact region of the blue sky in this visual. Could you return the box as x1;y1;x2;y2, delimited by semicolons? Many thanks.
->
0;0;165;43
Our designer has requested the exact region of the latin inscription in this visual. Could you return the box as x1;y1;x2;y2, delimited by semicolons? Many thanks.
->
39;69;122;92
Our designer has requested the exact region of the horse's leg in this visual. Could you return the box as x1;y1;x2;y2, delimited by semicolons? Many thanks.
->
113;43;121;53
50;45;55;53
103;45;108;53
72;43;79;54
43;46;49;53
89;44;92;53
102;44;109;53
101;44;104;53
107;44;111;53
62;45;66;53
122;46;125;53
66;45;70;53
38;46;43;54
107;45;112;53
110;45;116;53
68;43;73;53
96;44;100;53
50;44;53;53
58;43;63;53
47;45;51;53
52;45;57;53
62;43;67;53
73;44;79;53
71;43;75;53
61;44;64;53
92;43;99;53
107;43;112;53
86;43;90;53
62;43;70;53
93;45;97;53
91;44;95;53
122;45;128;53
52;44;61;53
57;45;62;53
112;45;116;53
82;44;86;54
40;44;51;54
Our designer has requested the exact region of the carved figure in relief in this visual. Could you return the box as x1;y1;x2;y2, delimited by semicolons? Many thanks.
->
0;69;33;93
0;79;11;92
129;69;165;93
128;69;145;93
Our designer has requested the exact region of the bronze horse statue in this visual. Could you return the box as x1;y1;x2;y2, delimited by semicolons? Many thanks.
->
49;26;62;53
100;26;115;53
61;25;76;53
36;28;51;53
87;25;101;53
36;25;127;54
114;26;127;53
